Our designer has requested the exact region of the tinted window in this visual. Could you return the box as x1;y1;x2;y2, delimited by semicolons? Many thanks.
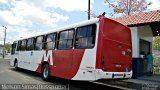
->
27;38;34;50
17;41;21;51
77;27;87;38
60;31;68;40
21;40;27;51
47;33;56;42
11;43;17;55
75;24;96;49
35;36;43;50
58;29;74;49
68;30;74;39
44;33;56;50
58;40;67;49
36;36;43;43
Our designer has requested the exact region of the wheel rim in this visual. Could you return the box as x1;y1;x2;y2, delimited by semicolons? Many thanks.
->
43;66;48;78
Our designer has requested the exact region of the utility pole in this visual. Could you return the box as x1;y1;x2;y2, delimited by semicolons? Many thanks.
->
88;0;90;20
128;0;131;15
2;25;7;59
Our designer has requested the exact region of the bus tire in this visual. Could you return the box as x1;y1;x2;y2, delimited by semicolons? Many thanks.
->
14;60;18;70
42;64;50;81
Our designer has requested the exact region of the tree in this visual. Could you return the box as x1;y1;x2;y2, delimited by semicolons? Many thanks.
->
4;43;11;53
153;37;160;51
105;0;152;16
0;44;3;47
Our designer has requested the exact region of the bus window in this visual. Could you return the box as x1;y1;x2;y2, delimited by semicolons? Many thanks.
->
11;43;17;55
35;36;43;50
58;29;74;49
21;40;27;51
27;38;34;50
17;41;21;51
44;33;56;50
75;24;96;49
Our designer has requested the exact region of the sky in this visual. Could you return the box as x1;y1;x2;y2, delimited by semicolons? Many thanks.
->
0;0;160;44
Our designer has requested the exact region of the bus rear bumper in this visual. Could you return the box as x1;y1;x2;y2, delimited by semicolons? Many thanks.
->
95;69;132;80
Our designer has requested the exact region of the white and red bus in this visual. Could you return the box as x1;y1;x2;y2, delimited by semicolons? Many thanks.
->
10;15;132;81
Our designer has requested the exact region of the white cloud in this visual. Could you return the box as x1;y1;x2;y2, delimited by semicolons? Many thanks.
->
24;0;94;12
0;0;95;44
51;12;69;23
0;0;93;28
147;0;160;10
0;0;7;4
11;0;69;26
45;0;89;12
0;10;25;26
1;25;44;44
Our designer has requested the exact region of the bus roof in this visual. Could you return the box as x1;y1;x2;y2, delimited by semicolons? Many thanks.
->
15;18;100;41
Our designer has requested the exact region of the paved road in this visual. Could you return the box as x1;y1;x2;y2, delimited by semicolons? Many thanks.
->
0;59;117;90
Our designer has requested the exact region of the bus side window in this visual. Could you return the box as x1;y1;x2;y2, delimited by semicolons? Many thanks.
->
27;38;34;50
57;29;74;49
17;41;22;51
35;36;43;50
11;43;17;55
21;40;27;51
75;24;96;49
44;33;57;50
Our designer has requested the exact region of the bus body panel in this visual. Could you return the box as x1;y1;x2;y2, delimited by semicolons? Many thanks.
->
71;23;99;80
96;17;132;73
36;23;99;80
51;49;85;79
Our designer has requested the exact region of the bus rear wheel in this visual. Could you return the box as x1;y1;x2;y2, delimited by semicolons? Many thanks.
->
42;64;50;81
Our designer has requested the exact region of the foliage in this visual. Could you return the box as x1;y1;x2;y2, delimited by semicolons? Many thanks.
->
105;0;151;16
1;43;12;53
0;44;3;47
153;37;160;51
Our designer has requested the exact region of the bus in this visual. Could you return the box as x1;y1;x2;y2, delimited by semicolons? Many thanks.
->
10;15;132;81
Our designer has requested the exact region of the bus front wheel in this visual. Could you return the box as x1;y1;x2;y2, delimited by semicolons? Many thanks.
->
42;64;50;81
